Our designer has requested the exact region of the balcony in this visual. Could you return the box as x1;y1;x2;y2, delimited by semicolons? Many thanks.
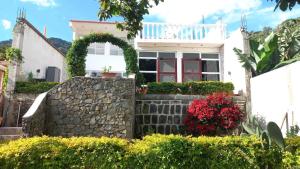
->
136;22;226;47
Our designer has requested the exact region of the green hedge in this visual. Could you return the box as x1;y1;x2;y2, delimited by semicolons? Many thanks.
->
283;136;300;168
147;81;234;95
15;81;59;94
0;135;284;169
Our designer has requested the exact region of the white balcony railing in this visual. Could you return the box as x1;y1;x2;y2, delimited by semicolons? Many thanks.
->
137;22;226;43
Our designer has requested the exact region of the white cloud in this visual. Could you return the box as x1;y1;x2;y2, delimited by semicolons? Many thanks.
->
20;0;56;7
148;0;262;24
1;19;11;30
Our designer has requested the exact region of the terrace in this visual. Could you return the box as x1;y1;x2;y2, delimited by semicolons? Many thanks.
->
136;22;226;47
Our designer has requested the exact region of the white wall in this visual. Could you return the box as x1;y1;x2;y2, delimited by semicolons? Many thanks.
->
223;29;247;94
251;61;300;135
17;23;67;82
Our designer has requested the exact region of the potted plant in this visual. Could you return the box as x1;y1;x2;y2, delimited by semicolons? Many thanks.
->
101;66;117;78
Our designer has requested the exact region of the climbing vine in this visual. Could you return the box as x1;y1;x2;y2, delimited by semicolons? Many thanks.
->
66;33;142;83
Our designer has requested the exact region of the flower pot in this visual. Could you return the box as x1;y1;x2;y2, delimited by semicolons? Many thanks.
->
101;72;117;78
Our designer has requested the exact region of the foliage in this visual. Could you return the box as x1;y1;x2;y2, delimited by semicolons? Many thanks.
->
0;135;284;169
0;45;9;61
67;33;141;83
184;93;244;135
147;81;234;95
234;32;281;76
270;0;300;11
27;72;34;82
287;125;300;137
242;115;285;149
5;47;22;62
15;81;59;93
250;27;273;44
2;69;8;93
276;17;300;61
102;66;112;73
283;136;300;168
99;0;164;39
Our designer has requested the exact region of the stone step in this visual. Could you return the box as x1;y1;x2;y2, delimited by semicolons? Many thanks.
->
0;127;23;135
0;135;23;141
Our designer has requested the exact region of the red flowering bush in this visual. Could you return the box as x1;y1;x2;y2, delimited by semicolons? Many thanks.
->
184;93;244;135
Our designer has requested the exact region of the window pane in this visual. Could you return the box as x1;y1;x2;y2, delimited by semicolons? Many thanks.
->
202;60;219;72
88;48;95;54
183;74;201;82
159;52;175;59
160;75;176;82
202;74;220;81
140;52;157;58
183;53;199;59
95;48;104;55
110;44;123;55
160;60;175;72
142;73;156;83
202;53;219;59
184;60;199;73
139;59;157;71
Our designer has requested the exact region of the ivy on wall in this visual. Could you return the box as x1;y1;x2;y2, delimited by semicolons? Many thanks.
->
66;33;142;83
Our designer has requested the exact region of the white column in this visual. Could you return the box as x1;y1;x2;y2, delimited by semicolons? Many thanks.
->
176;52;183;83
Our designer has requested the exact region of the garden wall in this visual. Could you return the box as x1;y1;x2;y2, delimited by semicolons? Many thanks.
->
251;61;300;135
135;94;246;138
4;93;37;127
45;77;135;138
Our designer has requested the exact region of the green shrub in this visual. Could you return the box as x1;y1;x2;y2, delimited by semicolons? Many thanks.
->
283;136;300;168
147;81;234;95
0;135;284;169
15;81;59;93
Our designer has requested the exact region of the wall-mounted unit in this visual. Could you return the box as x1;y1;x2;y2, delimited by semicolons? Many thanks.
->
46;67;61;82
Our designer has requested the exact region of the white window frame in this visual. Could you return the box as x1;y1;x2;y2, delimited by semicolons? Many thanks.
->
200;53;221;81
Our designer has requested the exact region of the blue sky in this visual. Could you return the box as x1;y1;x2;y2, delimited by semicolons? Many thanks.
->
0;0;299;42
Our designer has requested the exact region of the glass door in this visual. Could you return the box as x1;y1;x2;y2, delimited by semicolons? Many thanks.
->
182;59;201;82
157;53;177;82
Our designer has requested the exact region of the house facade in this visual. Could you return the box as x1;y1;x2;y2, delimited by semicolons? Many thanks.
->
11;17;67;83
70;20;247;95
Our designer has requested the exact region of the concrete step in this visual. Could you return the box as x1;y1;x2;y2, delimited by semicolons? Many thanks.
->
0;135;23;141
0;127;23;135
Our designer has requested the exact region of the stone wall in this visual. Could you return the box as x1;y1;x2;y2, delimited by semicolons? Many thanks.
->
135;94;246;138
45;77;135;138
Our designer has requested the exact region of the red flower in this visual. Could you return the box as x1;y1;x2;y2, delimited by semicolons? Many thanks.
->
184;92;244;136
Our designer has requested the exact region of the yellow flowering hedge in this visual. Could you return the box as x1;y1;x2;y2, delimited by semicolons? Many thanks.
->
0;134;289;169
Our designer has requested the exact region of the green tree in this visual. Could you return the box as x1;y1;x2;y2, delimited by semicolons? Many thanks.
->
233;32;281;76
0;45;9;61
270;0;300;11
98;0;299;38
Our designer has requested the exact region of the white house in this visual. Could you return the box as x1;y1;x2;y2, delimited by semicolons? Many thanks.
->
70;20;246;95
11;17;67;83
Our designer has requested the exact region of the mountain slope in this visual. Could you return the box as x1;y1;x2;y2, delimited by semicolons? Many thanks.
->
0;38;71;55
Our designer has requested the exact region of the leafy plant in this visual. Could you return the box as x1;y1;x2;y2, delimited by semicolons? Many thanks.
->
15;81;59;93
27;72;34;82
102;66;112;73
287;125;300;137
184;93;244;136
276;18;300;61
147;81;234;95
0;135;284;169
242;115;285;149
67;33;141;84
5;47;22;62
234;32;280;77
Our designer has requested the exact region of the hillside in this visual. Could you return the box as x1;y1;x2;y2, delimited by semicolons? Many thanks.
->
0;38;71;55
